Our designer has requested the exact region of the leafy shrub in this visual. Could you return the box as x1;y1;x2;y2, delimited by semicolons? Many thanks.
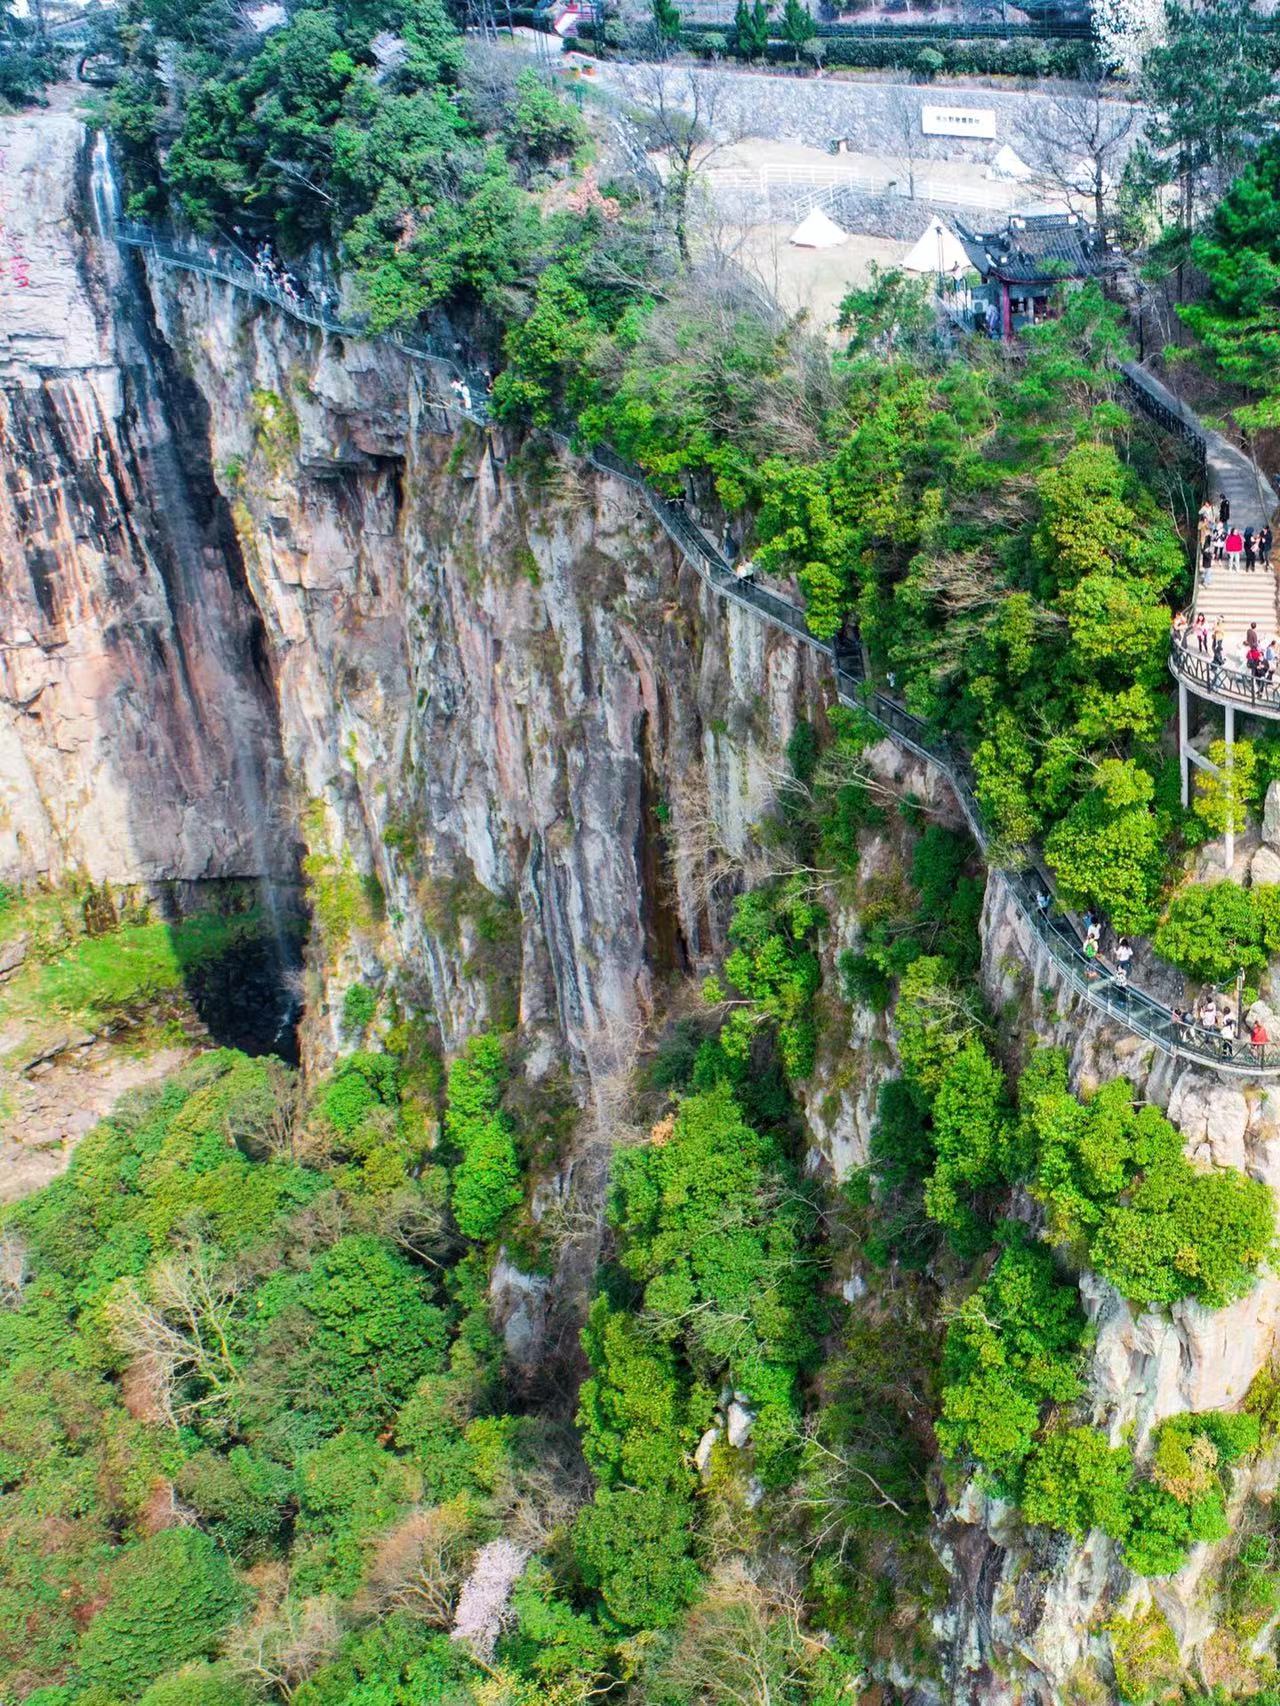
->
341;983;378;1037
446;1033;523;1240
76;1530;242;1696
936;1239;1085;1488
1023;1061;1273;1309
1020;1427;1133;1540
1109;1604;1184;1703
1154;880;1280;983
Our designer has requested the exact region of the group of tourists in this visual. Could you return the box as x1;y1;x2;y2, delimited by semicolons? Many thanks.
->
1170;994;1270;1060
1197;496;1274;580
1031;891;1272;1059
250;241;306;311
1171;612;1280;686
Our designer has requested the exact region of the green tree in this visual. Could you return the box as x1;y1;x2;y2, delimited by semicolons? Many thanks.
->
1139;0;1278;235
729;0;771;59
1193;738;1258;841
651;0;683;54
1153;881;1267;983
1183;138;1280;428
779;0;815;61
707;879;824;1078
836;265;934;358
924;1041;1016;1256
1020;1427;1133;1540
574;1484;702;1629
936;1239;1085;1488
509;67;587;163
445;1034;523;1240
1043;759;1163;934
76;1530;242;1697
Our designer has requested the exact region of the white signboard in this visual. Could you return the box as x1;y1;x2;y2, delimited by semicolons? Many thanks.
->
921;106;997;140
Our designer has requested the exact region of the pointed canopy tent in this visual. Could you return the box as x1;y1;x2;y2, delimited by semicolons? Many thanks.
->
788;208;849;249
987;144;1034;181
901;216;972;279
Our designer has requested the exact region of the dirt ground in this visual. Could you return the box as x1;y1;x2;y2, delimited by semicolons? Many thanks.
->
730;224;911;332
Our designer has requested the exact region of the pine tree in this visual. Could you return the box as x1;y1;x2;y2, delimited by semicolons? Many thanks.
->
780;0;815;61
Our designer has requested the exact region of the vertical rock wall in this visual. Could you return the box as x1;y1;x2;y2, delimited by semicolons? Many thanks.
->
0;115;293;886
144;263;830;1081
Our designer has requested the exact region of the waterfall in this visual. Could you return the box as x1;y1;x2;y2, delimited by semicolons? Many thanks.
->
86;131;302;1056
88;127;122;237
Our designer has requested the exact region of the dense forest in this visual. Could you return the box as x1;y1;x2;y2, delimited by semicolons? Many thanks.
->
10;0;1280;1697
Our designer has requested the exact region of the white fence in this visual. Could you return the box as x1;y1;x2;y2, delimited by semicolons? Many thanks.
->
707;161;1017;214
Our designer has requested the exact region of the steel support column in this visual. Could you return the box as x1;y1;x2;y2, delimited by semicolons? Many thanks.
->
1226;700;1236;873
1179;679;1190;809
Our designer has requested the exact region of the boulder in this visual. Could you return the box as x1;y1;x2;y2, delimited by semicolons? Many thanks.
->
1252;844;1280;886
726;1400;755;1449
1167;1076;1249;1170
1264;779;1280;849
0;935;27;982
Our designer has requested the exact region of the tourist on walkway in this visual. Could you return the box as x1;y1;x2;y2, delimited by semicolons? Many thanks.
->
1226;527;1244;569
1252;1017;1270;1060
1113;936;1133;994
1083;934;1100;980
1249;621;1261;651
1201;537;1213;582
1245;526;1257;570
1213;520;1226;561
1172;1005;1191;1044
1194;613;1209;654
1172;610;1188;648
1212;621;1226;673
1200;995;1219;1033
1199;499;1215;543
1220;493;1231;524
1267;638;1280;682
1262;525;1273;567
1220;1009;1238;1057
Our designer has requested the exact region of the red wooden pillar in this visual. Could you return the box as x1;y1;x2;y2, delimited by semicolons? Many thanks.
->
1000;279;1012;341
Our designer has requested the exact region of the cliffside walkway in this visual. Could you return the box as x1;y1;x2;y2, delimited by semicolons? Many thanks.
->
113;219;1280;1079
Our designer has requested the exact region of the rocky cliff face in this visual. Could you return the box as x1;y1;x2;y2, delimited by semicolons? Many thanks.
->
143;257;828;1083
0;116;293;886
9;112;1280;1706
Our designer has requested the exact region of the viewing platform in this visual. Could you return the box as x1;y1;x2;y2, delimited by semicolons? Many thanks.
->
1123;364;1280;865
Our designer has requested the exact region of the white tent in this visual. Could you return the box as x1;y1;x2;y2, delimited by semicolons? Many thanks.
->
901;216;972;279
788;208;849;250
987;144;1034;182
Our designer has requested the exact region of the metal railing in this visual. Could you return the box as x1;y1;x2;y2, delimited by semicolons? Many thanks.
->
114;217;1280;1077
1168;640;1280;716
1119;363;1208;477
114;222;494;423
710;161;1018;214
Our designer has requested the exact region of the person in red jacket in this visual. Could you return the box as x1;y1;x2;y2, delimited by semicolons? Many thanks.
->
1252;1018;1270;1061
1225;527;1245;569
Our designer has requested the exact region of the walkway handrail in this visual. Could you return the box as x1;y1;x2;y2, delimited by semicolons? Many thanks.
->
114;222;495;423
1119;363;1208;476
110;217;1280;1078
1168;639;1280;715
